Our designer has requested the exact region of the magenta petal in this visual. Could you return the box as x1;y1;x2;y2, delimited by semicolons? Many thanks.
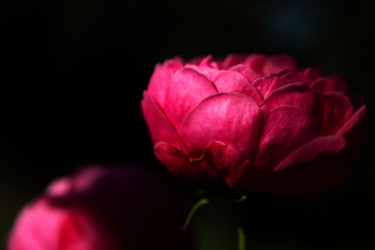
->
228;64;262;83
179;93;263;160
243;54;267;74
220;54;248;69
311;75;348;94
147;59;183;109
154;142;210;182
262;54;297;75
199;141;249;186
212;71;262;103
184;64;221;81
337;105;366;142
315;92;353;135
261;82;316;114
265;135;346;197
255;106;319;170
253;75;289;99
164;68;218;130
141;92;184;149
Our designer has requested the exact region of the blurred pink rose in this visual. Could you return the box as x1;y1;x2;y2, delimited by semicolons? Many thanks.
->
141;54;366;197
8;165;189;250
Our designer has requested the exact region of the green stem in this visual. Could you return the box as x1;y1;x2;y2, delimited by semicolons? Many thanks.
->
182;197;209;231
237;226;246;250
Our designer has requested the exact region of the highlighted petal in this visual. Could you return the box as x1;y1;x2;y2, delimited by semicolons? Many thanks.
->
180;93;263;161
154;142;210;182
141;92;184;149
261;82;316;114
212;71;262;103
147;59;183;109
164;68;218;130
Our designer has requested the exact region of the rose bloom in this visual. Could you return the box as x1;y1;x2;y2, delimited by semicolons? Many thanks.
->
8;165;189;250
141;54;366;197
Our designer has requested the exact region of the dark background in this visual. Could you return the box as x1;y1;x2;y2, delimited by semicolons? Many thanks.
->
1;0;374;249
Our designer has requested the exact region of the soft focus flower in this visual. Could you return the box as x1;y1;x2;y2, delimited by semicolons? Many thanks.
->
8;165;189;250
141;54;366;197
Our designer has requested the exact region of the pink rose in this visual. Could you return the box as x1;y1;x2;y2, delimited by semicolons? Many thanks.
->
141;54;367;197
8;165;189;250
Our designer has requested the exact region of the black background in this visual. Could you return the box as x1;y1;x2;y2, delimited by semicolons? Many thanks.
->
1;0;374;249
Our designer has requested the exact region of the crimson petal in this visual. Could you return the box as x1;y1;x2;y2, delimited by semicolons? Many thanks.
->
147;59;183;109
141;92;184;149
212;71;262;103
254;106;320;170
164;68;218;130
315;92;353;135
179;93;263;160
261;82;316;114
265;135;346;197
154;142;211;182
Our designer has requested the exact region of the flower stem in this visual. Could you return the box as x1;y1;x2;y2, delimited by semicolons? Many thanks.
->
237;226;246;250
182;197;209;231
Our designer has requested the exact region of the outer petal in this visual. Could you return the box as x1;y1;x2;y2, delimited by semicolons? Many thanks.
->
315;92;353;135
252;75;289;99
141;92;185;149
261;54;297;75
154;142;211;182
245;54;296;75
212;71;262;103
311;75;348;94
263;135;346;197
164;68;218;130
254;106;320;170
260;82;316;113
280;68;322;85
199;141;250;187
220;54;248;69
147;59;183;109
228;64;262;83
184;64;221;81
179;93;263;161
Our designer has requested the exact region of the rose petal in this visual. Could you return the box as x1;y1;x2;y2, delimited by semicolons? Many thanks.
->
184;64;221;81
315;92;353;135
147;59;183;109
220;54;248;69
179;93;263;160
199;141;249;186
311;75;348;94
337;105;366;142
255;106;320;170
245;54;296;75
262;54;297;75
164;67;218;130
228;64;262;83
264;135;346;197
261;82;317;114
141;92;184;149
243;54;267;74
253;75;290;99
154;142;210;182
280;68;322;85
212;71;262;103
